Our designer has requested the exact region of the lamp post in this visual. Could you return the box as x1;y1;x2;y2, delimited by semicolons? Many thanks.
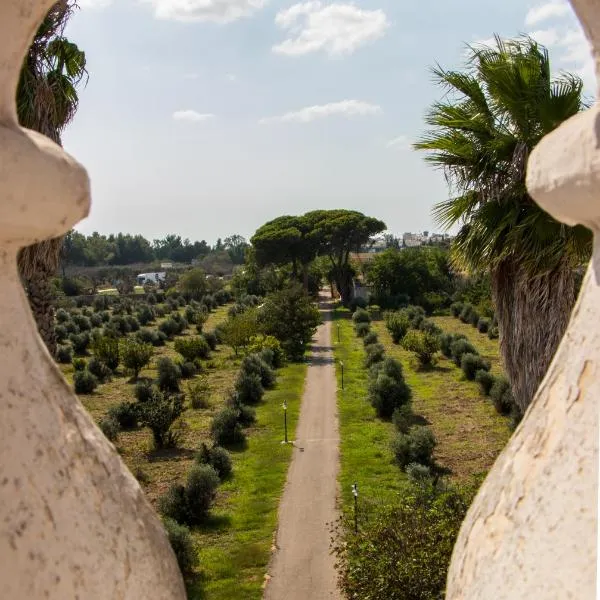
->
352;482;358;533
340;360;344;390
282;400;288;444
337;322;340;343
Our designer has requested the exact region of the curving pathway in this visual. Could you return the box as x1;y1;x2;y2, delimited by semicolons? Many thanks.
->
264;293;340;600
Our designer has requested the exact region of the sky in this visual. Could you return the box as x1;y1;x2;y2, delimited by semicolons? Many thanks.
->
63;0;596;244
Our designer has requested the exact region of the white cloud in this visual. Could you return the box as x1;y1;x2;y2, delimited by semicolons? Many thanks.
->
226;73;237;82
183;73;199;80
528;28;560;47
273;2;389;57
259;99;381;124
525;0;570;26
172;110;215;122
386;135;410;149
141;0;266;23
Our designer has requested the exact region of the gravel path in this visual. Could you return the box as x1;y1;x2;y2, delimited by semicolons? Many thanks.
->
264;295;341;600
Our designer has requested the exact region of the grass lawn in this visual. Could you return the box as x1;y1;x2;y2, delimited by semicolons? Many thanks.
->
372;319;512;482
332;309;408;510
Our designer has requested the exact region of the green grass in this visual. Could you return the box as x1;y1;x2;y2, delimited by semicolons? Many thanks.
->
332;309;407;509
189;361;307;600
373;320;512;482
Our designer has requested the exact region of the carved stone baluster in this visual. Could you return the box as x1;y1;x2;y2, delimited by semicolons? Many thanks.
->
0;2;186;597
446;2;599;598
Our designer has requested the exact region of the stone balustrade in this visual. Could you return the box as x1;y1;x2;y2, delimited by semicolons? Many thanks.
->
0;1;186;597
446;1;599;597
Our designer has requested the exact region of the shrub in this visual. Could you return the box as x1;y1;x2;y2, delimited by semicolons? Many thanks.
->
450;339;478;367
56;308;70;323
72;314;92;332
134;380;154;403
121;339;154;379
162;518;198;576
490;377;513;415
392;404;413;433
235;402;256;426
88;357;112;382
56;344;73;364
461;353;490;380
439;333;466;358
211;407;245;445
459;303;474;323
159;318;179;339
477;318;490;333
72;357;87;371
108;401;138;430
363;331;378;346
137;305;155;326
369;357;404;383
90;312;103;328
196;443;233;480
73;370;98;394
187;378;210;409
241;354;276;388
405;462;433;485
391;426;436;468
385;312;411;344
247;335;285;368
99;310;111;323
179;361;197;379
184;465;220;524
402;330;440;367
202;331;218;351
184;306;197;323
450;302;464;317
54;324;68;343
158;484;188;524
99;416;119;442
468;310;480;328
137;327;159;346
64;319;79;335
475;370;495;395
349;296;368;311
235;371;264;405
364;342;385;368
419;319;442;337
488;326;499;339
157;357;181;392
369;373;412;419
91;335;120;370
107;315;131;336
355;322;370;338
139;389;185;449
70;331;91;355
352;308;371;324
404;305;426;329
174;336;210;362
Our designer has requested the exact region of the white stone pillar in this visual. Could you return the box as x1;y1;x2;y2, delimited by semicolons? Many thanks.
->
446;2;599;598
0;1;186;597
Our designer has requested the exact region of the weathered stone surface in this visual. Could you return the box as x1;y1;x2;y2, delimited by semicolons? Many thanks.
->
0;1;186;597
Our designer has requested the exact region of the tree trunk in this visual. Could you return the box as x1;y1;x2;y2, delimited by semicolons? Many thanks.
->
336;265;354;307
493;259;576;413
302;264;309;294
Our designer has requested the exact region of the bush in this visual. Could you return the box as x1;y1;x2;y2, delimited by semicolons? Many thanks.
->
236;402;256;426
475;370;495;395
72;314;92;332
247;335;285;368
490;377;513;415
179;361;197;379
439;333;466;358
363;331;378;346
460;353;490;380
55;324;68;343
56;344;73;364
91;335;120;370
385;312;411;344
349;296;368;311
391;426;436;468
162;518;198;576
73;370;98;394
352;308;371;324
241;354;276;388
355;322;370;338
90;312;103;328
99;416;119;442
139;389;185;449
157;357;181;392
404;305;426;329
406;462;433;485
174;336;210;362
369;357;404;383
133;380;153;403
364;342;385;367
202;331;218;351
235;371;264;405
121;339;154;379
477;317;490;333
137;305;155;326
450;302;464;317
183;465;220;524
450;339;478;367
72;357;87;371
392;404;413;433
211;407;245;445
468;310;480;328
159;318;179;339
88;357;112;382
187;378;210;409
401;330;440;367
196;443;233;480
56;308;70;323
488;326;499;339
70;331;91;355
369;373;412;419
459;303;474;324
136;327;160;346
108;401;138;430
64;319;79;335
419;319;442;337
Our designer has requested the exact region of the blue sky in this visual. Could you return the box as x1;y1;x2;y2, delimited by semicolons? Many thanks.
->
64;0;595;244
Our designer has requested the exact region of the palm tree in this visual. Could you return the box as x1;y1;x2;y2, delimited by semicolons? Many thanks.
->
415;36;592;413
17;0;87;355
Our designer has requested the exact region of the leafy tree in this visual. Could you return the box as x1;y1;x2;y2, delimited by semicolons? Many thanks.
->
120;339;154;379
17;1;87;355
304;210;386;305
178;268;207;299
224;235;249;265
415;36;591;411
259;284;321;360
221;309;260;355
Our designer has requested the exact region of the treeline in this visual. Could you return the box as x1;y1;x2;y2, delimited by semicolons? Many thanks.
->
62;231;249;267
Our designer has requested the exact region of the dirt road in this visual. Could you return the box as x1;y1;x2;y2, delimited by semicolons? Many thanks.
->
264;296;340;600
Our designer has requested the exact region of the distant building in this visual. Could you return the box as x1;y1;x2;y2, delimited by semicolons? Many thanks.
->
137;272;166;286
160;262;173;269
403;233;424;247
